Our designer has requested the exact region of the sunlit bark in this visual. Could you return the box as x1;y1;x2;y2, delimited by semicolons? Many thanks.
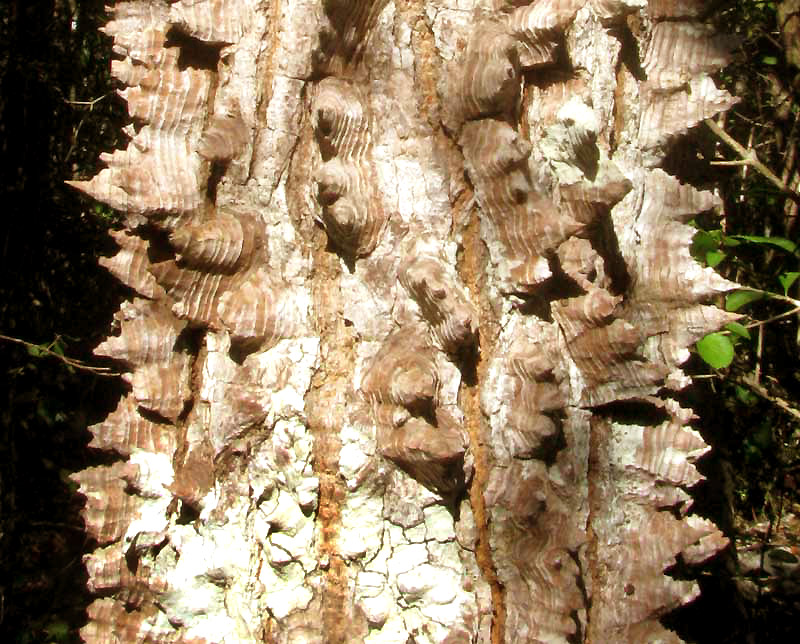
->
69;1;737;642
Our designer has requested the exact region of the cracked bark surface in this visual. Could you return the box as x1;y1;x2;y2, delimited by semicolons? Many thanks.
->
70;0;737;641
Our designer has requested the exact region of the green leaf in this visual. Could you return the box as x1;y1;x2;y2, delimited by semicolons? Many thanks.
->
44;620;69;641
726;289;765;311
27;345;41;357
17;631;33;644
60;469;80;494
728;234;797;253
779;271;800;295
706;250;727;267
735;385;758;406
726;322;751;340
762;55;778;65
52;338;65;356
691;230;722;260
752;422;773;449
37;401;54;426
696;332;735;369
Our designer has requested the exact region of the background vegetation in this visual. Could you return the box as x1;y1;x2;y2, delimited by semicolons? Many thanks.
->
668;1;800;641
1;1;799;642
0;1;126;641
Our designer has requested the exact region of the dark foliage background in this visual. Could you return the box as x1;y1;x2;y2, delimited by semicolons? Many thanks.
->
1;1;799;643
666;1;800;642
0;1;126;641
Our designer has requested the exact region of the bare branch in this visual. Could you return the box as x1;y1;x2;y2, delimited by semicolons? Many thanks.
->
736;374;800;422
64;93;109;108
706;118;800;206
745;305;800;329
0;333;120;376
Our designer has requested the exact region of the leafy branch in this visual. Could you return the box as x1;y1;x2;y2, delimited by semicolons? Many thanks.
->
692;230;800;370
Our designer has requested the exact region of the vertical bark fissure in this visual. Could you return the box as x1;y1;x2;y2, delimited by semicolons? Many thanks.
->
395;0;439;129
584;415;604;644
248;0;281;183
457;203;506;644
175;330;206;481
401;0;513;628
306;244;355;644
285;77;355;639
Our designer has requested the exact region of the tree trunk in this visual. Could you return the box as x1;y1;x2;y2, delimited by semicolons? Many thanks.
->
68;1;738;642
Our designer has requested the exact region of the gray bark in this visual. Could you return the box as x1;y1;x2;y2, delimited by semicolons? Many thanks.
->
69;1;737;642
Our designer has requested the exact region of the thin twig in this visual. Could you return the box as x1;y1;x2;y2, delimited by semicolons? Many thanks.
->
742;126;755;203
745;305;800;329
0;333;120;376
28;521;87;533
706;118;800;206
742;287;800;308
64;93;109;108
63;94;109;162
783;117;800;224
755;322;763;384
710;159;751;167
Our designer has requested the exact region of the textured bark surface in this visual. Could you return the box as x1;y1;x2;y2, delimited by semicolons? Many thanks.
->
70;1;738;641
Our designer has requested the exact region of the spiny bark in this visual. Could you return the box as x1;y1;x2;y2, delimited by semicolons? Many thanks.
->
70;1;737;642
